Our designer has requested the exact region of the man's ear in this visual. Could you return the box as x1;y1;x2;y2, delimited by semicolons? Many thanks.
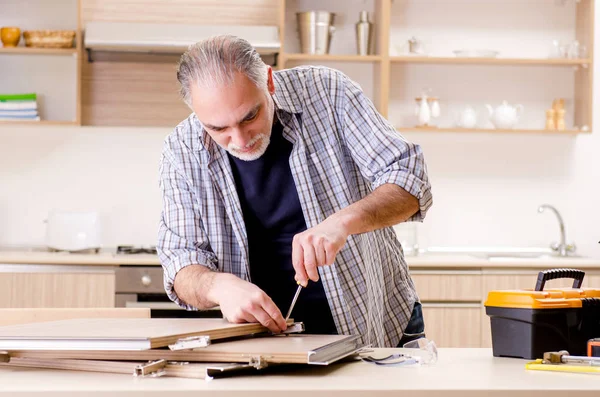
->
267;66;275;95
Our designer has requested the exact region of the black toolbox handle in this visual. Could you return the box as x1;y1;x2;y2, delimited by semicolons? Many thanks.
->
535;268;585;291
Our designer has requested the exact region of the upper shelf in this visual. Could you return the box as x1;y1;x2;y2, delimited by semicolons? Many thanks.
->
0;47;77;56
284;54;383;62
396;126;587;134
391;56;592;67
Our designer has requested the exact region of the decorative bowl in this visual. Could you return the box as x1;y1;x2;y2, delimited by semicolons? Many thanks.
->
1;27;21;47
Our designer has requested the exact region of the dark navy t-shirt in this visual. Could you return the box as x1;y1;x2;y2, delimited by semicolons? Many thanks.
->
227;120;338;335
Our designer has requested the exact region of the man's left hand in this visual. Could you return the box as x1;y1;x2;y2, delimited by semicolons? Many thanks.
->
292;217;349;286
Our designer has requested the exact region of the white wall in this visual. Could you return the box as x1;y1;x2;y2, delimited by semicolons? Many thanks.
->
0;0;598;258
0;126;168;247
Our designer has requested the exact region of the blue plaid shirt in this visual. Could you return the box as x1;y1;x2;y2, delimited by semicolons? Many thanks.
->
157;66;433;347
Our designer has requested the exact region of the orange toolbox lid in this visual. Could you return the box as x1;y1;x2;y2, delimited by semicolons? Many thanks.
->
484;268;600;309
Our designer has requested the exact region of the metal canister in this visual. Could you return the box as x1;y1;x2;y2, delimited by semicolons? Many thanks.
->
296;11;336;55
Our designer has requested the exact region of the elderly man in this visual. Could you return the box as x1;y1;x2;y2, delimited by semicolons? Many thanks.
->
157;35;433;347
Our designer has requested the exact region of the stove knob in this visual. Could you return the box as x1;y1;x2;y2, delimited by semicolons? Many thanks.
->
141;275;152;287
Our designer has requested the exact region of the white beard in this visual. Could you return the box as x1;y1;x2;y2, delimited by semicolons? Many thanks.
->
227;133;270;161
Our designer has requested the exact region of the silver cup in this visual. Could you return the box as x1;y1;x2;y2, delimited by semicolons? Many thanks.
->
296;11;336;55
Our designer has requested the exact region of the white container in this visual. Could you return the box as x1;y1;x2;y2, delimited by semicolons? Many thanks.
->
45;210;102;252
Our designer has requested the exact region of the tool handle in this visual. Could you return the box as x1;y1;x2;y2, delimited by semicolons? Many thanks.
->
535;268;585;291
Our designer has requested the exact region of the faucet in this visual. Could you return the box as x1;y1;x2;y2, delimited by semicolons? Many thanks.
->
537;204;576;257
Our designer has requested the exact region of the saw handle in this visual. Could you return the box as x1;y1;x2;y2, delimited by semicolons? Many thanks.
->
535;268;585;291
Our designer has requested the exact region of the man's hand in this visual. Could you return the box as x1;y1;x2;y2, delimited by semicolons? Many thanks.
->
208;273;287;333
292;217;349;286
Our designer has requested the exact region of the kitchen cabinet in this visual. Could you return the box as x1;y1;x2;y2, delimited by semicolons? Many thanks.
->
0;264;115;308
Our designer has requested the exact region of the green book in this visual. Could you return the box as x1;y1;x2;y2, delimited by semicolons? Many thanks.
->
0;93;37;101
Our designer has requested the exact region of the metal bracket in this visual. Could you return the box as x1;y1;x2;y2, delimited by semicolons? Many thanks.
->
248;356;269;370
273;322;305;335
168;335;211;351
134;359;167;377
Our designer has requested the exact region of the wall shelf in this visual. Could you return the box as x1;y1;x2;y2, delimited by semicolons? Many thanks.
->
0;47;77;56
0;0;593;132
396;127;586;134
390;56;591;67
0;120;77;125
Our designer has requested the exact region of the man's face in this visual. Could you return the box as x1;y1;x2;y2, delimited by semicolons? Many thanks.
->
191;68;275;161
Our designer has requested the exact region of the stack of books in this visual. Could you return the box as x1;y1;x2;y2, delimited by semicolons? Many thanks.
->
0;93;40;121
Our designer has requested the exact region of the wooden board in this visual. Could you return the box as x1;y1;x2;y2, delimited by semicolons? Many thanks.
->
0;318;293;350
81;0;278;26
2;357;252;379
0;308;150;327
8;334;364;365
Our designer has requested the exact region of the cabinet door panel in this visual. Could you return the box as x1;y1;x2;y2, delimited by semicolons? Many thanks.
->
411;272;481;301
421;304;481;348
0;271;115;308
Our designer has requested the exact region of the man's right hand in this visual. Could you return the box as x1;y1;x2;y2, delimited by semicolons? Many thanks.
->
208;273;287;333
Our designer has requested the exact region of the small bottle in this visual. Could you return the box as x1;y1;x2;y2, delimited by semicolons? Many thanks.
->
556;109;566;130
356;11;373;56
545;109;556;130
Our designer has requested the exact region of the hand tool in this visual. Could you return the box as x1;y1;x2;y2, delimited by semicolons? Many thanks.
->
284;282;303;322
525;350;600;374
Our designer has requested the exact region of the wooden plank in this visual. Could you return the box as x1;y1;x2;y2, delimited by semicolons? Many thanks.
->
574;0;594;131
391;56;591;66
396;127;584;134
80;0;278;26
375;0;391;118
0;318;295;350
8;334;361;365
82;58;191;126
2;357;245;379
0;308;149;327
76;0;83;125
0;48;77;55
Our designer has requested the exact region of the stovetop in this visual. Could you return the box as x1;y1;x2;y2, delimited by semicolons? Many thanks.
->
116;245;157;255
0;245;157;256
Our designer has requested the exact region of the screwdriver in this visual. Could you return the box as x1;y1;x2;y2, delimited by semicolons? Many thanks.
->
285;282;303;322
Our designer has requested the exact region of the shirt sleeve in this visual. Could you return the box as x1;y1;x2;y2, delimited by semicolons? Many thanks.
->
339;73;433;222
157;138;219;310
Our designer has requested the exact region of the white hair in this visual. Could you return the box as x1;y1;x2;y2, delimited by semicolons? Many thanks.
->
176;35;268;107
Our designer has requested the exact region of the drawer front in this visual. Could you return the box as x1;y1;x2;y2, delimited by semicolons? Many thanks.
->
411;272;481;302
115;267;165;293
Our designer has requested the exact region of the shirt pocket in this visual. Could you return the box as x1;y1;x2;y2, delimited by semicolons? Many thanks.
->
308;142;355;216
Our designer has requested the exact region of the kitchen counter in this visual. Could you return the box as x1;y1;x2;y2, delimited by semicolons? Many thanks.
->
0;248;599;269
0;348;598;396
0;248;160;266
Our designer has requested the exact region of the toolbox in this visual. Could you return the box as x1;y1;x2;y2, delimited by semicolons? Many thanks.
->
484;268;600;359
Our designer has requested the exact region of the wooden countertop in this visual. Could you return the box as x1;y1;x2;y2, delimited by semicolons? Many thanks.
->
0;348;598;396
0;249;160;266
0;248;598;269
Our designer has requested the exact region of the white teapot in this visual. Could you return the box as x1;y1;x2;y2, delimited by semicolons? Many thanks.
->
485;101;524;129
457;105;477;128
